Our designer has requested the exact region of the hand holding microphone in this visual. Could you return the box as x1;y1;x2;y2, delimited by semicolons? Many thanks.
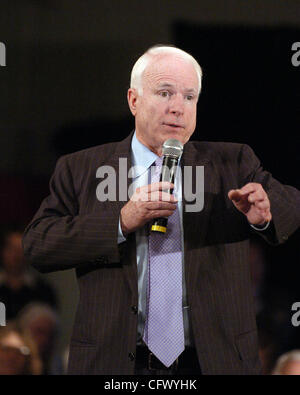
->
120;139;183;236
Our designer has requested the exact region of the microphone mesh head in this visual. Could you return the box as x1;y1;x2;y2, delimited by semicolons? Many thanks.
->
162;139;184;158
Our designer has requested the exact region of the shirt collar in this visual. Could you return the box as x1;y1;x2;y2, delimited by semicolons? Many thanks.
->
131;131;158;178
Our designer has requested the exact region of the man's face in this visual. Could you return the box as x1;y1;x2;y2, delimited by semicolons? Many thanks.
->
128;54;199;155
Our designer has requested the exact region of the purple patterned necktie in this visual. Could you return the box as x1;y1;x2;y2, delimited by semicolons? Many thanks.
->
143;156;185;367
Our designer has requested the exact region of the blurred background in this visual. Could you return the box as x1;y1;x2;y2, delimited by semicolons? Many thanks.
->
0;0;299;374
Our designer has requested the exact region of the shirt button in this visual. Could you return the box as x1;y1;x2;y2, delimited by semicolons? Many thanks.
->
131;305;138;315
128;352;135;361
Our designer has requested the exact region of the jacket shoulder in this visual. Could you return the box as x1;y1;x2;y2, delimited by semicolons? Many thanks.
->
57;142;119;167
188;140;248;161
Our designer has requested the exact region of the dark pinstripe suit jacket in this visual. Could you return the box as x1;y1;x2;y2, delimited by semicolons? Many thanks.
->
23;133;300;375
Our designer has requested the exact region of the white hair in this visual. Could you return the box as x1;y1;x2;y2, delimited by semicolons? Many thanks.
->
130;45;203;96
272;350;300;375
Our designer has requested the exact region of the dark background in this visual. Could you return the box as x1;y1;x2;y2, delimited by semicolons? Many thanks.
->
0;0;299;370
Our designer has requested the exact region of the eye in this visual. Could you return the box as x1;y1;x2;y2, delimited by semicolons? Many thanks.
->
186;95;194;101
159;91;170;98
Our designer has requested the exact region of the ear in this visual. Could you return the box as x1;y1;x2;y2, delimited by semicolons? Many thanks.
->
127;88;138;116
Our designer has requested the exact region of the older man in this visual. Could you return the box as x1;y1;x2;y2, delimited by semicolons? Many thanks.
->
23;45;300;375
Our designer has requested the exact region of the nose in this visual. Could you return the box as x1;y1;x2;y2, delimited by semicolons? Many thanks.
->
169;94;184;116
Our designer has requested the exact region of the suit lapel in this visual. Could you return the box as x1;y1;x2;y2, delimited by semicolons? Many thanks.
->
105;132;138;300
181;142;216;295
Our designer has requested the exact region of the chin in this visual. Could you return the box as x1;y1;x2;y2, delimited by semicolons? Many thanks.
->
164;134;187;146
162;130;182;140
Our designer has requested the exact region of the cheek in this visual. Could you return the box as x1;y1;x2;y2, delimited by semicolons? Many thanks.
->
148;102;161;117
145;106;163;130
186;107;197;128
139;101;155;120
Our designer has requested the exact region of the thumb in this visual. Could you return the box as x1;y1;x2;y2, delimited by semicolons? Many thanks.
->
228;189;242;202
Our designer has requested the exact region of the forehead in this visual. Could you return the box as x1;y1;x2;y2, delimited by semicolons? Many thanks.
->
143;54;199;91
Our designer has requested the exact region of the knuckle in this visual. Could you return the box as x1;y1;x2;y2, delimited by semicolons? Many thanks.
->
148;210;155;218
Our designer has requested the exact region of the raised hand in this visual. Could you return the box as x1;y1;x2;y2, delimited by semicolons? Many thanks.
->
228;183;272;226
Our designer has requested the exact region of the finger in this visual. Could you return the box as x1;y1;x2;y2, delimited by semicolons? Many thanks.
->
265;211;272;222
239;182;266;197
228;189;250;202
149;209;177;219
137;191;176;202
148;191;177;202
228;189;243;201
254;200;270;210
146;201;177;211
134;184;175;201
239;183;261;195
144;181;174;193
258;209;272;222
248;190;266;203
131;189;150;202
229;183;264;201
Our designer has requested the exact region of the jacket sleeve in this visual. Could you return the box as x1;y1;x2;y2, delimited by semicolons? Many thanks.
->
22;155;123;273
239;144;300;245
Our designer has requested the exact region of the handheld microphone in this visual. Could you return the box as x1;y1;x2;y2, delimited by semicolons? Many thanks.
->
151;138;183;233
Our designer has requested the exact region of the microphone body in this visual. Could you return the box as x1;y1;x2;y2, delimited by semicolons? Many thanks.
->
151;139;183;233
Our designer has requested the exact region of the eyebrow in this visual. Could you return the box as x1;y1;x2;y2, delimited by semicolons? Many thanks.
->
157;83;197;94
157;83;173;89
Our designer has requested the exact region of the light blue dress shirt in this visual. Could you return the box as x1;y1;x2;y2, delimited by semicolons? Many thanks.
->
118;132;192;346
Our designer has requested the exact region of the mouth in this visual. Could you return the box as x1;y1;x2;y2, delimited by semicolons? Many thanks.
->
163;123;184;129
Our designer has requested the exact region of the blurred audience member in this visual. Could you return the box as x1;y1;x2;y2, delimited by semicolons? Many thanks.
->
0;321;42;374
272;350;300;375
18;303;63;374
0;228;57;320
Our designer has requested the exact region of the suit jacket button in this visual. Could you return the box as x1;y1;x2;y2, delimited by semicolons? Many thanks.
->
131;305;138;315
128;352;135;361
